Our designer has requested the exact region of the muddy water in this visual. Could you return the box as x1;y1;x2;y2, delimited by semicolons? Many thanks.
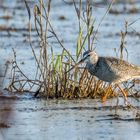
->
0;0;140;140
0;96;140;140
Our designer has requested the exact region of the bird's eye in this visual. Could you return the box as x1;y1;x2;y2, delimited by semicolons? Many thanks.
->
86;54;90;58
83;54;90;59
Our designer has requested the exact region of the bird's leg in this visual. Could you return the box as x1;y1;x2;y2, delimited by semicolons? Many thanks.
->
116;84;128;105
102;84;112;102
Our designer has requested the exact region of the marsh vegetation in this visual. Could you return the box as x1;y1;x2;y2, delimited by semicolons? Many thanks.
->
0;0;140;140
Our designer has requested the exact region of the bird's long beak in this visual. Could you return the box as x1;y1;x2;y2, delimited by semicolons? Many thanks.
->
66;58;85;73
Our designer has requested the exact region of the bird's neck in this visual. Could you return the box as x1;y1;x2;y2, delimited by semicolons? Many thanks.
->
86;59;98;70
86;61;97;75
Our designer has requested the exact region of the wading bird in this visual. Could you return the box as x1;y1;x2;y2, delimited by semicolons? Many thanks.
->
67;50;140;104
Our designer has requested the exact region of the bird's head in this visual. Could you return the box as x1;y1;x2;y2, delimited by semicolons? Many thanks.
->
66;50;98;73
81;50;98;64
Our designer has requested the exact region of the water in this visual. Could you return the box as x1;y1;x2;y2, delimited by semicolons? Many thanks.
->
0;96;140;140
0;0;140;140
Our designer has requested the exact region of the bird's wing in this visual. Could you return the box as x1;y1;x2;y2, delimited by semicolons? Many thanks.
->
98;57;136;75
